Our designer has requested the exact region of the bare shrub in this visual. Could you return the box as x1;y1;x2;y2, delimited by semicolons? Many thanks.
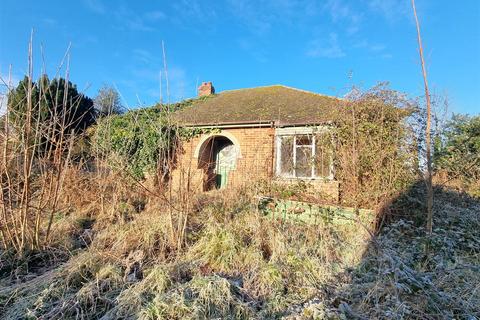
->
334;84;419;212
0;39;94;257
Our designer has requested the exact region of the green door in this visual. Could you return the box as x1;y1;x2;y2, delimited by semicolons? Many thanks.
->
214;141;236;189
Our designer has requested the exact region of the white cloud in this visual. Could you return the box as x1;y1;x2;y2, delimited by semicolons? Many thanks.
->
171;0;217;27
370;44;386;52
323;0;363;35
113;6;155;32
83;0;105;14
307;33;346;58
352;39;391;58
42;18;58;27
322;0;409;37
84;2;162;32
380;53;393;59
354;40;385;52
132;49;154;64
226;0;321;36
144;10;166;21
367;0;410;22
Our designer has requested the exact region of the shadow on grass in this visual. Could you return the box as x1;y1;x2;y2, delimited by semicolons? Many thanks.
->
313;181;480;319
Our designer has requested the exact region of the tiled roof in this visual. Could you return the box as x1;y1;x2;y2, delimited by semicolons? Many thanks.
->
173;85;344;126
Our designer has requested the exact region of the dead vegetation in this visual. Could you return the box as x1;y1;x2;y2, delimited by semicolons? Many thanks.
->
0;173;478;319
0;40;479;320
0;175;374;319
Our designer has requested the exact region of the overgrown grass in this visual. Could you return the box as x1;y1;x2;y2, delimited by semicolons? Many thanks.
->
0;175;373;319
1;175;477;319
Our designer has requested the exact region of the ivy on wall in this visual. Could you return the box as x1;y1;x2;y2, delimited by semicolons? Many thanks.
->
92;97;214;179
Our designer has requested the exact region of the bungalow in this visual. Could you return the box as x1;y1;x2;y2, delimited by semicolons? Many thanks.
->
172;82;344;201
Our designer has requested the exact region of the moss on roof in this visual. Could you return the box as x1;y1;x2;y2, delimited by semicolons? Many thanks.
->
173;85;344;126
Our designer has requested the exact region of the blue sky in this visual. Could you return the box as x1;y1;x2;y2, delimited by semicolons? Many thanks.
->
0;0;479;115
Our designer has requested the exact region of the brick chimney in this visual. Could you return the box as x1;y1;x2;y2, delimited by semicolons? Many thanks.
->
198;81;215;97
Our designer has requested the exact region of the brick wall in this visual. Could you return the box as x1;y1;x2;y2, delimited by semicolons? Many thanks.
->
170;126;340;202
171;127;275;192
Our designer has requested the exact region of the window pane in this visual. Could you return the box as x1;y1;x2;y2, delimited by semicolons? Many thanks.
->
279;136;294;176
296;135;312;146
315;133;333;177
296;146;313;177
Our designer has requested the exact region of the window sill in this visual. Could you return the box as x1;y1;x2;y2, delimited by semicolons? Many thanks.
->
274;176;336;182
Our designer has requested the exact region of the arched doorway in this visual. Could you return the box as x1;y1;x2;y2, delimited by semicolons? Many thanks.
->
198;135;238;191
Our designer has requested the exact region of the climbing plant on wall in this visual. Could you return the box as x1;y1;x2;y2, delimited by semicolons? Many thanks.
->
92;97;215;179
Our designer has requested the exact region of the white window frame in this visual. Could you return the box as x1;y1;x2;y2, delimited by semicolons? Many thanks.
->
275;126;334;180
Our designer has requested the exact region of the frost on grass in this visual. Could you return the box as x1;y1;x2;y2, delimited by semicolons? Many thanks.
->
291;187;480;319
1;186;479;319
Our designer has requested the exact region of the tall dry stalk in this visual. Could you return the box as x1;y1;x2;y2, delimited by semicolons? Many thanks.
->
411;0;433;234
0;36;92;255
92;51;192;252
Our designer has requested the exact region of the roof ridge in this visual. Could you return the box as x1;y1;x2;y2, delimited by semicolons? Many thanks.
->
275;84;342;99
219;84;283;94
219;84;342;100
